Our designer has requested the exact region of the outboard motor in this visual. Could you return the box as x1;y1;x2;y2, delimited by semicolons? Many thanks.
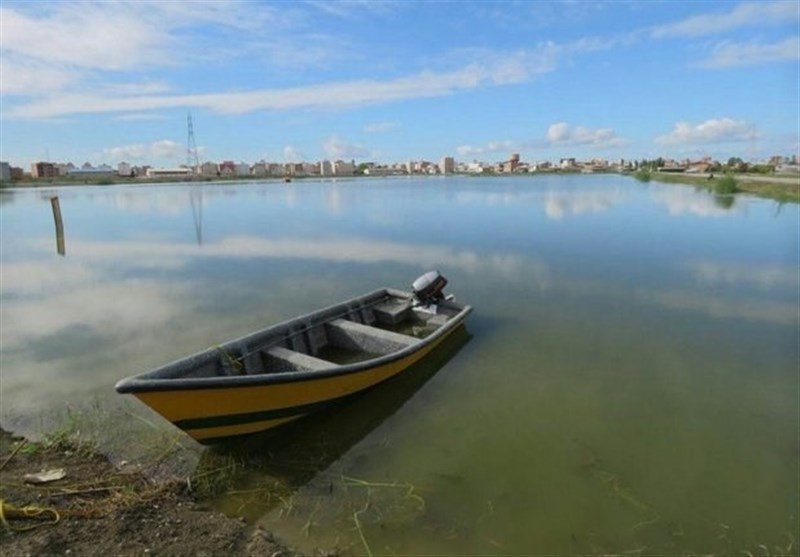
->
412;270;449;308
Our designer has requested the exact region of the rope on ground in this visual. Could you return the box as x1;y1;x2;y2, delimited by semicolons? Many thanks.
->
0;440;27;472
0;499;60;531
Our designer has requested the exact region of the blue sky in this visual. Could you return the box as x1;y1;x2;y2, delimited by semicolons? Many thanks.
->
1;0;798;168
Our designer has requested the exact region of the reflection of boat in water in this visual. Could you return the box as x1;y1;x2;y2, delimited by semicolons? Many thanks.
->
195;322;472;519
116;272;472;444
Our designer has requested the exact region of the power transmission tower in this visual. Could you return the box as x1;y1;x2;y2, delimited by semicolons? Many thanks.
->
186;113;200;176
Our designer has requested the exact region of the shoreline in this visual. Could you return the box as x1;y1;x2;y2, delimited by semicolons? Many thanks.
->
0;428;300;556
2;171;797;203
633;170;800;203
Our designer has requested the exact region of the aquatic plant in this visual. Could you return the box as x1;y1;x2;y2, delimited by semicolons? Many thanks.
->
714;175;738;194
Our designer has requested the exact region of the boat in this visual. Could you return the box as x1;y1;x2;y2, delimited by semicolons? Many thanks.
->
115;271;472;444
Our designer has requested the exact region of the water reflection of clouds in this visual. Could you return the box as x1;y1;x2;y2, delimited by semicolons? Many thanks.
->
106;190;201;215
28;235;534;279
2;263;185;351
454;187;626;220
652;188;739;217
687;260;799;290
544;189;623;220
635;288;797;326
2;261;96;294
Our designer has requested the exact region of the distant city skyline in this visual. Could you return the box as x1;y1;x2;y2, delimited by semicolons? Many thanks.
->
1;1;798;168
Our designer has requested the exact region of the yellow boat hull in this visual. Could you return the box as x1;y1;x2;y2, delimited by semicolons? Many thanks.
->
133;311;459;443
118;286;472;444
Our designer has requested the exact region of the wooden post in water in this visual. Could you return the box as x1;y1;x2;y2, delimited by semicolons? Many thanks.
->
50;196;65;256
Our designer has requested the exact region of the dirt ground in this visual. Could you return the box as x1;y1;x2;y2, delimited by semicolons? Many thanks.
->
0;429;300;556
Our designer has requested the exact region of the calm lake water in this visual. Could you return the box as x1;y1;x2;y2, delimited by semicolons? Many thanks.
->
1;175;798;555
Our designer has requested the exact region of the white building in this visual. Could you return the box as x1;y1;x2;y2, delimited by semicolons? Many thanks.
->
68;164;116;178
320;160;334;176
118;162;132;177
252;161;268;176
146;168;191;179
235;162;250;177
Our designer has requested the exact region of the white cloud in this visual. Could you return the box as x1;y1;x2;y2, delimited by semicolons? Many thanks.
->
364;121;400;133
304;0;403;19
545;122;625;147
0;1;280;70
103;144;147;161
150;140;184;159
0;58;79;95
0;1;308;98
655;118;758;145
113;113;169;122
283;146;305;162
697;37;800;68
0;5;171;71
6;59;556;120
651;1;797;38
101;140;184;162
456;141;516;157
323;136;371;159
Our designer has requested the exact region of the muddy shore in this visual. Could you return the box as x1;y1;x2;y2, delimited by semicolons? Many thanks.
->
0;429;301;556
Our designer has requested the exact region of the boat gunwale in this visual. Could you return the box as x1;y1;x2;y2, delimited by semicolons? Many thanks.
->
115;287;472;394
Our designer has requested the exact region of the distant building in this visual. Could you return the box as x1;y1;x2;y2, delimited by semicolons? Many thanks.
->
235;162;250;177
251;161;268;176
31;161;58;178
118;162;132;177
333;160;355;175
440;156;455;174
285;163;305;177
10;166;24;180
199;161;219;177
219;161;236;176
68;165;116;178
320;160;333;176
0;162;10;182
145;168;191;179
467;161;488;174
56;162;75;176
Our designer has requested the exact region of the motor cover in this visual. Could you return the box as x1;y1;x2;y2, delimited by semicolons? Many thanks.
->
412;270;448;305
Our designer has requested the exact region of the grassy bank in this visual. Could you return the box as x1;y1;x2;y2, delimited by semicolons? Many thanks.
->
0;428;296;555
634;170;800;203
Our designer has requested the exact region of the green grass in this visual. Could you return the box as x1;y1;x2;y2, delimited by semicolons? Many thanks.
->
714;175;737;195
646;171;799;203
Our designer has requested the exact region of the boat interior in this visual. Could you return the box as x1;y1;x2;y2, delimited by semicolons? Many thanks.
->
161;290;464;379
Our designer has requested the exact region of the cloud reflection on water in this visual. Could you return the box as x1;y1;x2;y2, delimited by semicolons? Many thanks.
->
651;187;741;217
687;259;799;290
544;189;624;219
